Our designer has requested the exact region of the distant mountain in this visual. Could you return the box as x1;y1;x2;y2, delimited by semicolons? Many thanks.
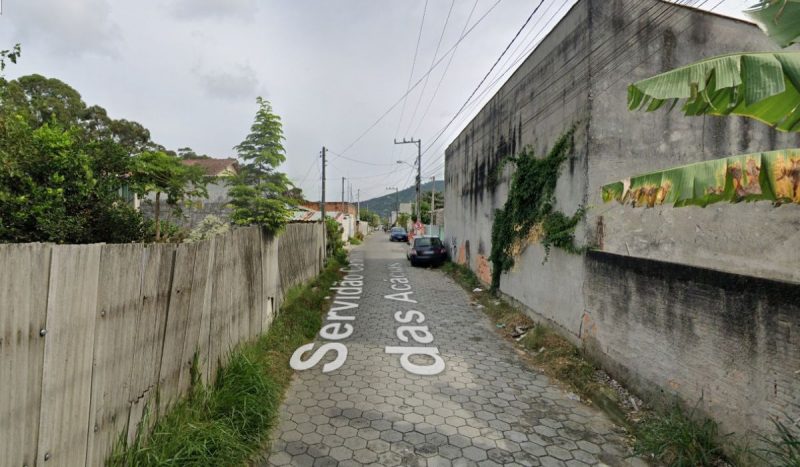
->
361;180;445;219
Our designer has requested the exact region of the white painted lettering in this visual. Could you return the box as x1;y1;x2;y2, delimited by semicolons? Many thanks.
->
290;343;348;373
331;300;359;312
319;323;354;340
384;291;417;303
330;286;361;295
397;325;434;344
394;310;425;324
385;346;445;375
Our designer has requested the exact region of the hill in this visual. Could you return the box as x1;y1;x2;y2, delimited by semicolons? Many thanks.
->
361;180;445;219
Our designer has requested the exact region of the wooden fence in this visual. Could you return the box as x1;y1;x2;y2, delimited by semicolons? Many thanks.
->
0;223;325;466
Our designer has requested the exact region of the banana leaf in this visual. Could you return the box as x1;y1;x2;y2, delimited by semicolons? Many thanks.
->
745;1;800;47
627;52;800;131
602;148;800;207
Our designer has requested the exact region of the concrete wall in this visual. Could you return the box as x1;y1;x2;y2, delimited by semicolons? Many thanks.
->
0;223;326;466
444;0;799;437
587;0;800;283
445;0;591;330
584;251;800;435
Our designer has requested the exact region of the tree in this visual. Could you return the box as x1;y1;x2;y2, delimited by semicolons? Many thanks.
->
0;44;20;74
130;151;208;241
417;190;444;224
0;116;146;243
228;97;294;232
177;146;211;160
603;1;800;209
0;53;150;244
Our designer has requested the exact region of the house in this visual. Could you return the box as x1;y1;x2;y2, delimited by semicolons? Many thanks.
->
140;157;239;228
295;203;356;241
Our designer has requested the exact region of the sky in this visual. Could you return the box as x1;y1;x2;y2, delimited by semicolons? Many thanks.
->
0;0;752;202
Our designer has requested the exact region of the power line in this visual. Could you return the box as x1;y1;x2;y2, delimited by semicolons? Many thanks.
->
404;0;456;137
420;0;682;171
417;0;547;164
419;0;687;171
333;0;505;158
419;0;573;164
326;148;397;166
422;0;711;176
411;0;480;137
393;0;429;146
424;0;708;176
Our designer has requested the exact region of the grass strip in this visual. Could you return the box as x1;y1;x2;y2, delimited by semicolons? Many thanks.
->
109;257;345;466
441;260;735;466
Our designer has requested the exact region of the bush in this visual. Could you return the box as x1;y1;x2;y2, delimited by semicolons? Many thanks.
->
145;219;187;243
325;217;345;258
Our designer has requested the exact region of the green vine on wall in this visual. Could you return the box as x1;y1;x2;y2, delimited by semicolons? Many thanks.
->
489;125;585;290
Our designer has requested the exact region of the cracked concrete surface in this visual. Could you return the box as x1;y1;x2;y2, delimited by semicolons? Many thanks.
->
262;234;645;466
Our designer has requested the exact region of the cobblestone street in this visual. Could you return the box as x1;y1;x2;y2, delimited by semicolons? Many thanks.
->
264;234;643;467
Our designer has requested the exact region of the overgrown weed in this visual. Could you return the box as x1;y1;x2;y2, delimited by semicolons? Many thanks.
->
756;418;800;466
109;256;346;466
634;405;725;467
441;259;734;466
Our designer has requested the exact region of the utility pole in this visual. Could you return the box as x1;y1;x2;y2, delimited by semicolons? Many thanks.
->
320;147;326;222
357;189;360;223
341;177;345;214
394;138;421;224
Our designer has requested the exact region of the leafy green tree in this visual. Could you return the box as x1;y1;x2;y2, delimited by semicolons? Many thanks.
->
0;115;145;243
396;213;410;229
130;151;208;241
417;190;444;224
0;44;20;74
229;97;295;232
359;208;381;228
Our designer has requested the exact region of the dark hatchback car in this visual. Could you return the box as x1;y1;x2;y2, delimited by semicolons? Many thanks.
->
389;227;408;242
407;236;447;266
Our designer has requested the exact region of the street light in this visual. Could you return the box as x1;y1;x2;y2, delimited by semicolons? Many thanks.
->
397;160;414;169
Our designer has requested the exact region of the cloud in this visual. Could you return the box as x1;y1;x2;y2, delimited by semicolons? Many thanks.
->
5;0;120;57
170;0;258;20
196;63;260;101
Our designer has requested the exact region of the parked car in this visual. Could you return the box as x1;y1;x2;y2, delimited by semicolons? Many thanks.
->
407;236;447;266
389;227;408;242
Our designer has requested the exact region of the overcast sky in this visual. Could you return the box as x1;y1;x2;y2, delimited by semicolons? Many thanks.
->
0;0;751;201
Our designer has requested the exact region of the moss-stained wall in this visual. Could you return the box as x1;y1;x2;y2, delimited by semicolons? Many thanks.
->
443;0;800;437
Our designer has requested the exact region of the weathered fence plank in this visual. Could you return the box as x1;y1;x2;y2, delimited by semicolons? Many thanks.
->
85;243;145;466
158;243;197;413
126;244;175;441
0;243;51;467
0;223;325;466
261;230;279;327
179;239;212;392
246;227;263;339
208;232;229;382
37;244;102;466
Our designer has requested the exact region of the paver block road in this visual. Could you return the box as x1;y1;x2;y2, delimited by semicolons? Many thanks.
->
262;234;644;467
